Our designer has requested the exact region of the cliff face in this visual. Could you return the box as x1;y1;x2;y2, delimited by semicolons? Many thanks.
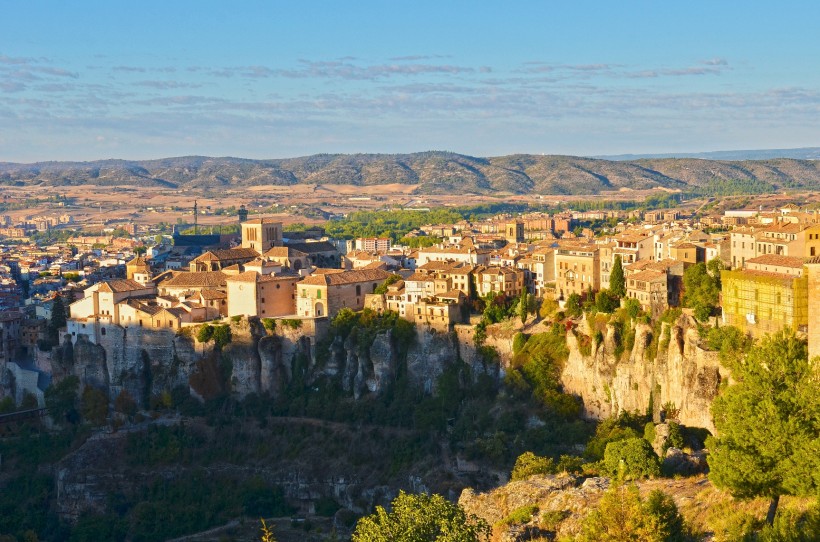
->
561;314;723;432
52;314;723;432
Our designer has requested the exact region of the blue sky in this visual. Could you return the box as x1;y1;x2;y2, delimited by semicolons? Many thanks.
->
1;1;819;162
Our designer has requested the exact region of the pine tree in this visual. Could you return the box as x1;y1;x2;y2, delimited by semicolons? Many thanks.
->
610;255;625;298
707;330;820;525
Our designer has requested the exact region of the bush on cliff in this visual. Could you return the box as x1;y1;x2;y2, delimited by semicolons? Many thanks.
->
578;484;689;542
601;438;661;480
352;491;489;542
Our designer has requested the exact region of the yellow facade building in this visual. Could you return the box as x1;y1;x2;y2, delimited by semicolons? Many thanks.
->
721;268;808;338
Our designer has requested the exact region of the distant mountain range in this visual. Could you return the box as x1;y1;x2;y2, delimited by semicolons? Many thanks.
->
596;147;820;161
1;151;820;195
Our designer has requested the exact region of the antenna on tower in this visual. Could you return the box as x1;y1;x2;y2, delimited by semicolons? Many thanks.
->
194;200;198;236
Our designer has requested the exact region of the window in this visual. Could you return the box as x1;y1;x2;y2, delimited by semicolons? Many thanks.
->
316;290;322;299
355;285;361;296
101;328;106;336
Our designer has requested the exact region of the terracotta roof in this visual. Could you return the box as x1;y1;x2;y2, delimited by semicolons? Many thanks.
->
127;256;149;266
300;268;390;286
198;288;227;300
726;269;799;282
96;279;151;293
263;246;308;258
161;271;227;288
673;242;699;249
405;272;432;282
628;270;667;283
746;255;805;268
312;268;345;275
192;248;259;262
124;299;161;315
227;270;260;282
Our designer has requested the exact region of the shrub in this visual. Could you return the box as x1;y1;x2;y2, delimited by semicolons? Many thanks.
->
624;297;642;318
280;318;302;330
114;390;138;417
578;484;689;542
81;387;109;426
196;325;214;344
512;332;528;354
666;421;684;451
556;454;584;474
511;451;555;481
261;318;276;332
212;325;232;349
644;422;657;444
595;290;619;313
497;505;539;527
565;293;582;318
602;438;661;479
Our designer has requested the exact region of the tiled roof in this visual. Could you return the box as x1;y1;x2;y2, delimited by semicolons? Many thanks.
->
726;269;798;282
628;270;667;283
192;248;259;262
263;246;308;258
162;271;227;288
300;268;390;286
198;288;227;300
746;255;804;268
96;279;151;293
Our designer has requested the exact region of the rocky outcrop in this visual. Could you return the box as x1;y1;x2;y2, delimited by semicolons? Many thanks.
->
51;309;520;409
561;314;723;432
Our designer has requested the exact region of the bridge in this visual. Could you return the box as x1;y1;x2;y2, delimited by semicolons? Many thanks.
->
0;407;46;425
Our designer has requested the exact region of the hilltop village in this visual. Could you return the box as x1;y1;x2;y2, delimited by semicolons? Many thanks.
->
2;202;820;405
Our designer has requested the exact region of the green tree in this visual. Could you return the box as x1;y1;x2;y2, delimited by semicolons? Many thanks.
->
682;262;719;321
578;484;687;542
374;274;403;295
565;293;582;318
707;330;820;525
352;491;490;542
114;389;138;417
707;257;724;289
510;451;554;481
595;290;619;313
601;437;661;480
212;325;232;349
610;255;625;298
518;289;528;324
81;387;109;426
48;294;67;346
45;375;80;425
196;324;214;344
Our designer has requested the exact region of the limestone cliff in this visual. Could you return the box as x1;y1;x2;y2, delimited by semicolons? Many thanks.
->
560;314;723;432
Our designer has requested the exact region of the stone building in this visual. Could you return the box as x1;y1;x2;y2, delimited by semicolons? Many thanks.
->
555;244;600;300
296;268;390;318
721;268;808;338
226;271;300;318
241;218;283;252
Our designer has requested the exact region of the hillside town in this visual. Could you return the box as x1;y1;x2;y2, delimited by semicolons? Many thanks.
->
3;202;820;407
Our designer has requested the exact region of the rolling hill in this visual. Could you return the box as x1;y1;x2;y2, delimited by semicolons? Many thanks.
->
1;152;819;195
